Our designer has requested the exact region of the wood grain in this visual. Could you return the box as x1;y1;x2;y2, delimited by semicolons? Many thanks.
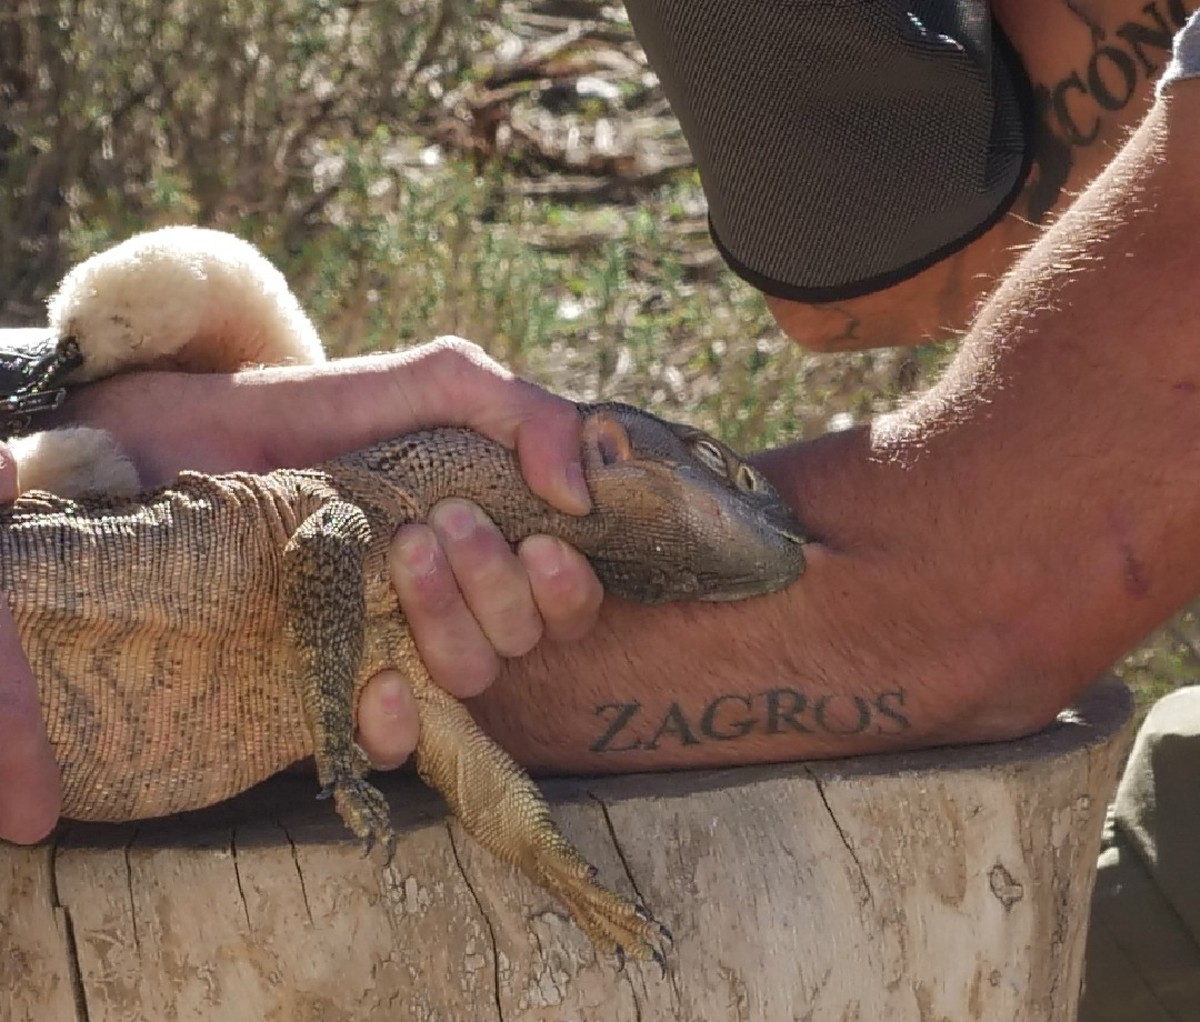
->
1;679;1133;1022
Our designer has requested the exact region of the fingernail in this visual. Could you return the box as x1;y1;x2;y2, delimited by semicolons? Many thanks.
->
433;501;481;542
565;461;591;512
397;530;438;579
376;675;410;718
524;535;567;578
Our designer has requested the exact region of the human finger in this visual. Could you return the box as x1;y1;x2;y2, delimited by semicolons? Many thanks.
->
428;500;543;660
517;535;604;643
0;603;61;843
355;670;420;771
0;441;18;502
418;339;590;514
389;522;502;698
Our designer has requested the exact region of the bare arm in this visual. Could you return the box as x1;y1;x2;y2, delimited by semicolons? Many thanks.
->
466;83;1200;771
769;0;1200;351
0;445;60;842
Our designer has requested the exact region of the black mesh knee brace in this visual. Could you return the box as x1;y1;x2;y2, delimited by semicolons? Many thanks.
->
625;1;1035;300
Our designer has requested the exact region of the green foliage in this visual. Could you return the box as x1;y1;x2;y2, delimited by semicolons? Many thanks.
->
1;0;478;316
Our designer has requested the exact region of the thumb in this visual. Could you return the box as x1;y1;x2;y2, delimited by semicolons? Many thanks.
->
0;600;61;843
355;670;420;771
422;343;591;515
0;441;18;503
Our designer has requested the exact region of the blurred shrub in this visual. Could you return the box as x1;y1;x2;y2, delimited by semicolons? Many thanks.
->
0;0;479;320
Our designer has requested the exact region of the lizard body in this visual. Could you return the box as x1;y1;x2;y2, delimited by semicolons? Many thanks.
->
5;403;806;960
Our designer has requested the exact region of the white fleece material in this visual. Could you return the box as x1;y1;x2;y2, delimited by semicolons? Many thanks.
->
1158;11;1200;94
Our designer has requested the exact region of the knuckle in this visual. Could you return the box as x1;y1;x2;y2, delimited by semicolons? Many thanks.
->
427;334;485;361
541;592;601;642
395;556;462;618
430;501;503;561
482;601;542;658
513;377;568;419
521;538;601;611
427;641;500;698
538;572;603;642
425;336;505;388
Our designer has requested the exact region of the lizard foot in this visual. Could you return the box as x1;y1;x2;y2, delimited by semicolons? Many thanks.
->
319;773;398;862
531;837;671;966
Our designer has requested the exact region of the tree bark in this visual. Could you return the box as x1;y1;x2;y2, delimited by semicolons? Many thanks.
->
0;678;1133;1022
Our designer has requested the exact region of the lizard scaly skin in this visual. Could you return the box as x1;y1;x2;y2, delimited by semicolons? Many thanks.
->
4;404;806;961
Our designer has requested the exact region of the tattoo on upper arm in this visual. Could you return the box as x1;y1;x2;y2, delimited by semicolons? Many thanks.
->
1032;0;1194;220
590;687;910;754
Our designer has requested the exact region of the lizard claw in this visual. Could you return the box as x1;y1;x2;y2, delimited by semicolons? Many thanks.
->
527;841;672;967
319;772;396;861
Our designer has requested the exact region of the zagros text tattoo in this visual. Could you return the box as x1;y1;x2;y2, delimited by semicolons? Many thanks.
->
589;687;910;754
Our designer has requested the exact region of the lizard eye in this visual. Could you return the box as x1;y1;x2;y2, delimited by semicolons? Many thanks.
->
736;464;760;493
691;438;728;477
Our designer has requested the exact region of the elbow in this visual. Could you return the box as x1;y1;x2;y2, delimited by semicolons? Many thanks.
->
935;649;1098;747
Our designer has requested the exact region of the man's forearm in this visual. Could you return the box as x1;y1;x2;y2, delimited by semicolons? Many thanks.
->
478;85;1200;773
477;428;1002;772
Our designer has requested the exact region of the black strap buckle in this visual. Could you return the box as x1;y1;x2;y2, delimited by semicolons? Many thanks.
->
0;334;83;438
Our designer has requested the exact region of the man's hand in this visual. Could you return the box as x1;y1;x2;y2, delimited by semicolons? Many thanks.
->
51;337;602;771
0;442;62;843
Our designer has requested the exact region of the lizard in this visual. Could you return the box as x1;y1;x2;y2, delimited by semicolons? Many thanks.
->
6;404;807;963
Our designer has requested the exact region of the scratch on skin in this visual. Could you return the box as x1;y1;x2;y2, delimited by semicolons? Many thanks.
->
1121;543;1150;599
805;766;874;909
445;821;504;1022
49;830;93;1022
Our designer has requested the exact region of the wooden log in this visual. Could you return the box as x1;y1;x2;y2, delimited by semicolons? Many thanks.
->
1;678;1132;1022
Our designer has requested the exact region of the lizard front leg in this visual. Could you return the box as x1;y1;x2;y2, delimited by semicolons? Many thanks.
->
406;663;671;964
282;499;396;858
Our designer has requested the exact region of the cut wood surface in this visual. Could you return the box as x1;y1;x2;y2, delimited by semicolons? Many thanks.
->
2;679;1132;1022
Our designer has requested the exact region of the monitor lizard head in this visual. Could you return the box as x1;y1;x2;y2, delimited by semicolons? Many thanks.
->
575;402;807;604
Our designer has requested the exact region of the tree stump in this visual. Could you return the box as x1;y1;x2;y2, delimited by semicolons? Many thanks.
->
1;678;1132;1022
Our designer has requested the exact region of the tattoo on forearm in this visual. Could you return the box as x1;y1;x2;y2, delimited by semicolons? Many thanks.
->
590;687;910;754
